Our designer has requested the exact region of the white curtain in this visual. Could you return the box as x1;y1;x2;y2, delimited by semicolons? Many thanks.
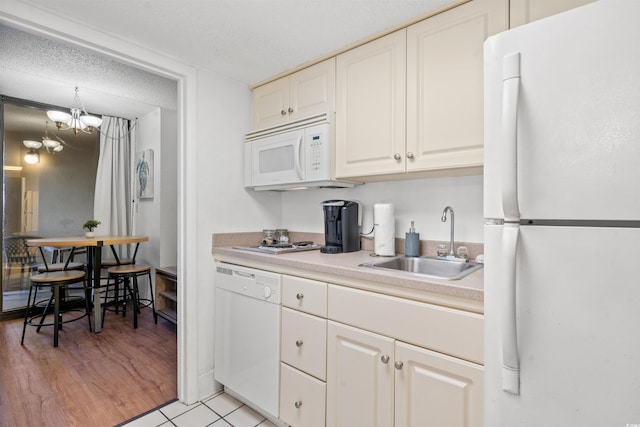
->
94;116;131;256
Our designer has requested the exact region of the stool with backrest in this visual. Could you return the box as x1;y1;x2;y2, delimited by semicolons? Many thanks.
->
100;244;132;278
36;246;85;273
3;236;40;289
101;243;156;329
21;270;92;347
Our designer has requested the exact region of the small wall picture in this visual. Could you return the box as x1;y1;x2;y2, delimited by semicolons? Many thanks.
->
135;149;154;199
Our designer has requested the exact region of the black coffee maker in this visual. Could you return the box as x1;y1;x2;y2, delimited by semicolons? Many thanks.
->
321;200;360;254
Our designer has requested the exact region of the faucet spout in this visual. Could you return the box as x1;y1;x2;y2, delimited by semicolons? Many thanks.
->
441;206;455;257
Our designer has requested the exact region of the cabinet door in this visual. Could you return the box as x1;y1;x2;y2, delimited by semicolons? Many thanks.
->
395;341;484;427
326;321;394;427
510;0;594;28
335;29;406;178
252;76;290;129
406;0;507;173
290;58;335;122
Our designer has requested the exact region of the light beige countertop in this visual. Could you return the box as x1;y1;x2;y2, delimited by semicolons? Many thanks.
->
212;232;484;314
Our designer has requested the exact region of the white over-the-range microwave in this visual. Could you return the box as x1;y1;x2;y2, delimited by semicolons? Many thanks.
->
244;113;360;191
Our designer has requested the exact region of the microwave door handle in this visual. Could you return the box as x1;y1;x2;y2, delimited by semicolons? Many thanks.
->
294;132;304;180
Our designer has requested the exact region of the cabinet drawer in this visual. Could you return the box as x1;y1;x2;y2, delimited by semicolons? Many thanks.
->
328;284;483;364
282;275;327;317
281;307;327;380
280;363;326;427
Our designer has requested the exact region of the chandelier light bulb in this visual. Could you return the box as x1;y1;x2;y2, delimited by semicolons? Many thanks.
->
42;137;60;149
47;110;72;127
80;114;102;129
24;149;40;164
23;140;43;149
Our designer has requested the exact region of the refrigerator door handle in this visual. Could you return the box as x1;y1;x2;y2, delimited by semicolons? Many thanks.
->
501;222;520;394
501;53;521;222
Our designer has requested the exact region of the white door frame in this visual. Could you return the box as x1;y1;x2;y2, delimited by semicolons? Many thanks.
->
0;2;199;404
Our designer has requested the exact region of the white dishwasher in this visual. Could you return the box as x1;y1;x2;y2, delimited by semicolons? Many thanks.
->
214;262;282;419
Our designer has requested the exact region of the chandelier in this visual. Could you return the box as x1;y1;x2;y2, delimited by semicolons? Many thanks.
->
22;121;65;165
47;87;102;135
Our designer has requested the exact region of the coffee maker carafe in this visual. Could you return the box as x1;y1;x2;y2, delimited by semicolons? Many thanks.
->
321;200;360;254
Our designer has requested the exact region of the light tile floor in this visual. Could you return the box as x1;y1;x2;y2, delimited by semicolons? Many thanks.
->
119;392;277;427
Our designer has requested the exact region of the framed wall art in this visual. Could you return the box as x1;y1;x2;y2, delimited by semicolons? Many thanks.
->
135;148;154;199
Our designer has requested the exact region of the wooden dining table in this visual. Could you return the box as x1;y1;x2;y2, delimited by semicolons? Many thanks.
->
26;235;149;333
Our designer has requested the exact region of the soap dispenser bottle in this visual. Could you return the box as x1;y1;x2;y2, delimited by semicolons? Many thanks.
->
405;221;420;257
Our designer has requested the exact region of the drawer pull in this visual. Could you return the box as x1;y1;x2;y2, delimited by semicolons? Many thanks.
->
296;340;304;347
296;293;304;300
294;400;303;409
394;361;404;370
381;355;390;364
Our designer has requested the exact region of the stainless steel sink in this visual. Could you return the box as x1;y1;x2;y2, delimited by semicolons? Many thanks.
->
359;256;483;280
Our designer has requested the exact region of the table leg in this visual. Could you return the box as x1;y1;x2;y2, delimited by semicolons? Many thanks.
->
53;284;60;347
92;245;103;333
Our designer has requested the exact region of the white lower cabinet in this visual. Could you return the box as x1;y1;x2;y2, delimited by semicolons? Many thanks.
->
326;321;483;427
280;363;326;427
281;307;327;381
279;275;483;427
394;341;484;427
280;275;329;427
326;321;394;427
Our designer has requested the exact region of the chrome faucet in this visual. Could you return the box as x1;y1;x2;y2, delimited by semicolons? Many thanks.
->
441;206;455;257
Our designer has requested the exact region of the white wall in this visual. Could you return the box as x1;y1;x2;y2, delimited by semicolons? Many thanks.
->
195;67;282;398
134;107;178;269
281;174;484;243
135;109;163;268
160;108;178;267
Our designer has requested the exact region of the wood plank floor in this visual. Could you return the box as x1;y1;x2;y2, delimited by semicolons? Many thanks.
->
0;308;177;427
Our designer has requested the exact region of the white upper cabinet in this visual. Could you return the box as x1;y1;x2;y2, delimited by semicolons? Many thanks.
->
335;29;407;178
335;0;507;180
510;0;595;28
252;58;335;130
406;0;507;173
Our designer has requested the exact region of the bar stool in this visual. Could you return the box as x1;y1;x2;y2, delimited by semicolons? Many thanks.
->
37;262;85;273
102;264;156;329
21;270;92;347
37;247;85;273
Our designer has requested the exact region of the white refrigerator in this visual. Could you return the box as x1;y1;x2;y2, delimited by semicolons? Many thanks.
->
484;0;640;425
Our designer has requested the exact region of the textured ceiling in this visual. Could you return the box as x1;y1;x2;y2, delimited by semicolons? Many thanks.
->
2;0;455;136
16;0;455;85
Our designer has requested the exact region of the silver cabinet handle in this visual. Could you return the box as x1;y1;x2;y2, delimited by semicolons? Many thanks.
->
288;107;294;113
296;340;304;347
381;355;390;364
393;153;401;160
406;152;414;159
296;293;304;300
295;400;303;408
281;110;287;116
394;361;404;370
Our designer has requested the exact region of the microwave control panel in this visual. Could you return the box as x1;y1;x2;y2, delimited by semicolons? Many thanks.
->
305;124;331;181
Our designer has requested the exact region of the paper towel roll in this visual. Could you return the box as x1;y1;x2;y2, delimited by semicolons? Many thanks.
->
374;203;395;256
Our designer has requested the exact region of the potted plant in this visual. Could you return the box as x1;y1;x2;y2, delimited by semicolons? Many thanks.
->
83;220;101;238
